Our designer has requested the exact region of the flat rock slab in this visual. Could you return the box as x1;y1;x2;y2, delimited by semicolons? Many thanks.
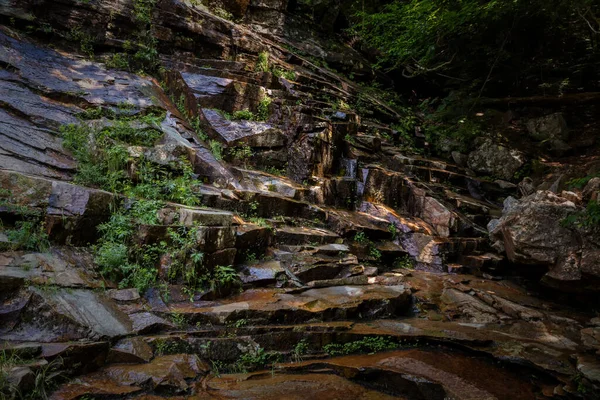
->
240;260;284;285
174;206;234;227
205;371;399;400
286;349;537;400
274;226;339;246
202;108;286;147
0;250;103;289
168;285;411;324
107;337;154;364
1;288;132;342
52;354;208;398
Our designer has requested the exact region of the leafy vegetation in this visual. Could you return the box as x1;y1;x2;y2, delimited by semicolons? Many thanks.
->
4;221;50;252
94;199;241;295
323;336;398;356
61;114;200;206
352;0;599;88
0;351;64;400
255;51;270;72
563;201;600;229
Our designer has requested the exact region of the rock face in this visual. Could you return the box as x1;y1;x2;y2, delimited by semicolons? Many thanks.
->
0;0;599;398
468;139;524;180
525;112;570;152
489;191;600;287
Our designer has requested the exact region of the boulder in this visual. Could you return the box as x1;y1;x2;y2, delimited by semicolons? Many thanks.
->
583;177;600;202
467;139;524;180
525;113;569;142
488;191;600;287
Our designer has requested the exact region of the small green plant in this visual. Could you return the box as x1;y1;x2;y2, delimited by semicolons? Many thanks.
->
234;347;280;373
105;53;130;70
353;231;367;243
394;255;414;270
209;140;223;161
232;109;255;120
562;201;600;228
388;223;398;239
255;51;270;72
369;246;382;260
246;252;257;263
5;220;50;252
272;67;296;81
170;312;187;327
212;6;233;20
264;165;286;176
293;339;309;362
566;174;599;190
233;319;248;328
256;95;272;121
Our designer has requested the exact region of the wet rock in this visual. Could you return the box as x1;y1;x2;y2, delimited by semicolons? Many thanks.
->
315;243;349;256
170;285;411;324
50;376;142;400
307;275;369;288
107;289;141;302
441;288;502;323
239;260;284;285
468;139;525;180
408;187;456;237
274;226;339;246
41;341;110;375
0;250;103;289
582;327;600;354
107;337;154;364
103;354;208;392
130;312;175;334
204;370;399;400
560;190;581;204
235;224;272;260
2;288;132;342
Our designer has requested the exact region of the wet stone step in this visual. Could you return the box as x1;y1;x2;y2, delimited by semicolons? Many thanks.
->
165;285;411;325
273;226;340;246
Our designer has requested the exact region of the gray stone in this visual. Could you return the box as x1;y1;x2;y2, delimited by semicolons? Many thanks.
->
526;113;569;142
467;139;524;180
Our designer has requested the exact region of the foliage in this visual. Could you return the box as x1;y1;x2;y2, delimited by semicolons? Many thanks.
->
369;246;382;260
209;140;223;161
256;96;272;121
234;347;280;373
5;220;50;252
232;109;255;120
387;223;397;239
352;0;598;88
293;339;309;362
394;255;414;270
0;351;64;400
61;119;200;206
272;67;297;81
323;336;398;356
94;205;162;293
563;201;600;228
255;51;270;72
567;174;600;189
353;231;367;243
